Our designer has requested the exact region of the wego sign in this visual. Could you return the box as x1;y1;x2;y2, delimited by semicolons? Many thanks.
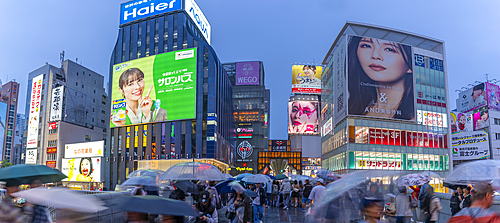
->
237;140;253;161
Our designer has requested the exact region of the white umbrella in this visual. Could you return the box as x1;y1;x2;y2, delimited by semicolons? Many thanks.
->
12;187;107;212
224;173;233;179
159;162;227;181
241;174;269;184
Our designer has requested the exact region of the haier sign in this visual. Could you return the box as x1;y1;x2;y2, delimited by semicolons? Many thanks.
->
184;0;211;44
120;0;181;25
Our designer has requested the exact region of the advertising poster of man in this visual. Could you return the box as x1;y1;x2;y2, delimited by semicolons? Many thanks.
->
291;65;322;94
458;83;487;113
288;101;319;134
473;110;490;130
450;111;473;134
110;48;197;128
347;35;415;121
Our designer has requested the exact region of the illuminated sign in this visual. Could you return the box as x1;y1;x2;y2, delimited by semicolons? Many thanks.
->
236;127;253;133
65;141;104;158
27;74;43;148
184;0;211;44
237;140;253;161
417;110;448;128
46;161;56;169
25;149;37;164
357;160;403;170
120;0;181;25
48;122;58;130
237;133;252;139
47;147;57;154
234;111;260;122
269;140;290;152
321;117;333;137
50;86;64;121
235;167;253;171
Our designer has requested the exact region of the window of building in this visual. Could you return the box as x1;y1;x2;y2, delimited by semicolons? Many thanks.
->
495;118;500;125
92;118;94;122
76;82;78;86
48;140;57;147
76;72;78;76
82;85;84;89
93;108;95;112
102;110;105;115
496;133;500;140
83;71;85;76
85;135;91;141
101;120;105;124
102;101;106;105
93;99;95;103
94;80;96;84
94;90;96;94
496;148;500;156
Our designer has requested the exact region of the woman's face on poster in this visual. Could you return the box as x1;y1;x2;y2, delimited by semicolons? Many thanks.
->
290;101;317;127
357;37;409;83
120;75;145;101
303;67;316;79
473;89;484;101
81;159;91;177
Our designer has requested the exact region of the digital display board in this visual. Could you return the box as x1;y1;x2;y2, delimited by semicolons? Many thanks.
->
120;0;182;25
292;65;322;94
288;101;319;134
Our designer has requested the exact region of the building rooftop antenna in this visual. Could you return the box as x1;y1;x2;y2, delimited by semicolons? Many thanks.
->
60;50;65;64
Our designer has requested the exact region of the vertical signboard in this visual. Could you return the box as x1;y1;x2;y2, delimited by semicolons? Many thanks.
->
25;149;37;164
0;102;7;160
486;82;500;111
347;35;415;121
184;0;211;44
334;37;347;124
235;62;260;85
50;86;64;121
27;74;43;148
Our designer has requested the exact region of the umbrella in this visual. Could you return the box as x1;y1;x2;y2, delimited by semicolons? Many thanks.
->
174;180;199;194
159;162;226;181
215;179;238;194
105;195;198;216
223;173;233;180
227;180;258;198
275;174;287;180
12;187;106;212
241;174;269;184
266;174;277;180
0;164;67;185
394;173;432;186
291;175;313;182
235;173;253;180
444;159;500;188
121;176;158;187
127;169;164;179
313;169;340;181
244;189;258;198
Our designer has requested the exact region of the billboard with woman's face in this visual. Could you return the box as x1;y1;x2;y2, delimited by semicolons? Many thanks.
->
292;65;322;94
458;83;486;113
110;48;197;128
61;157;101;182
288;101;319;134
347;36;415;121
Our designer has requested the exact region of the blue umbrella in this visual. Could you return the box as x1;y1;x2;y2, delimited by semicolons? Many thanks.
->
266;174;277;180
235;173;253;180
215;179;237;194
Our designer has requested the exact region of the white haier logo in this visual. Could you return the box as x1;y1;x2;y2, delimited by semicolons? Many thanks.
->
120;0;181;25
185;0;211;44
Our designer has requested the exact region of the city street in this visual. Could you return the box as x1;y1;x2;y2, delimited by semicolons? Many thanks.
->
218;205;307;223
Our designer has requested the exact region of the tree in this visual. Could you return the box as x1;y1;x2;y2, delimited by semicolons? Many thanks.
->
0;161;13;168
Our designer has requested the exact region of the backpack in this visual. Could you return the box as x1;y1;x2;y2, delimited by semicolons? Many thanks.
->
272;184;278;194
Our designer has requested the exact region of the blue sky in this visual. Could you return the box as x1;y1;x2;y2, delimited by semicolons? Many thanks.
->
1;1;500;139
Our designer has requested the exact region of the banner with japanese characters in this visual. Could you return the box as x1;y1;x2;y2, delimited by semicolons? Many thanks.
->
110;48;197;128
452;130;490;160
64;141;104;158
27;74;43;148
50;86;64;121
356;159;403;170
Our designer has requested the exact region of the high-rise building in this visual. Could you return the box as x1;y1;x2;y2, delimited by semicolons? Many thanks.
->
107;0;233;189
23;60;108;178
321;22;450;180
13;113;25;164
223;61;270;174
0;81;20;163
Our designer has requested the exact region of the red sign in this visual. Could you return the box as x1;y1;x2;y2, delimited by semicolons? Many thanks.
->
47;147;57;154
48;122;57;130
46;161;56;168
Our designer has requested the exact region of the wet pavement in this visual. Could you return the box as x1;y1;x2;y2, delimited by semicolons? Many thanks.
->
218;205;307;223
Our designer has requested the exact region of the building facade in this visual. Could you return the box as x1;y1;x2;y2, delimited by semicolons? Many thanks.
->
0;81;20;163
23;60;108;174
321;22;450;178
106;0;234;189
222;61;270;174
13;113;25;164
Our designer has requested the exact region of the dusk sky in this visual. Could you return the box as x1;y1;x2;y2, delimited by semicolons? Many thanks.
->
1;1;500;139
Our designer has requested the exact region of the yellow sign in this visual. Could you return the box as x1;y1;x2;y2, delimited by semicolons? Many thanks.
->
235;167;253;171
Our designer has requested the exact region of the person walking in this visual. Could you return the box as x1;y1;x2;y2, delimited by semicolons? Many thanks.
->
301;179;313;211
252;183;265;223
427;190;442;223
233;186;252;223
394;186;413;223
308;179;326;213
280;179;291;210
265;180;272;208
460;186;472;209
298;180;304;209
271;181;279;207
449;189;461;216
206;181;220;209
190;191;218;223
448;181;500;222
291;180;300;207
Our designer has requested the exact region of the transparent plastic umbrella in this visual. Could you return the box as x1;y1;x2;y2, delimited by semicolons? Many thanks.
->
223;173;233;180
241;174;269;184
235;173;254;180
159;162;226;181
121;176;158;187
127;169;164;179
444;159;500;188
291;175;313;183
394;173;432;186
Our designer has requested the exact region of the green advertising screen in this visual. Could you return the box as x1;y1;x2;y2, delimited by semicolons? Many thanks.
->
110;48;197;128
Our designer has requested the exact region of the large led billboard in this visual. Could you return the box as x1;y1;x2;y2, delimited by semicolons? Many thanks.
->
0;102;7;160
184;0;211;44
288;101;319;134
347;35;415;121
487;82;500;111
452;130;489;160
450;111;473;134
120;0;182;25
110;48;197;128
235;62;259;85
291;65;322;94
61;157;102;182
27;74;43;148
458;83;486;113
473;110;489;130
